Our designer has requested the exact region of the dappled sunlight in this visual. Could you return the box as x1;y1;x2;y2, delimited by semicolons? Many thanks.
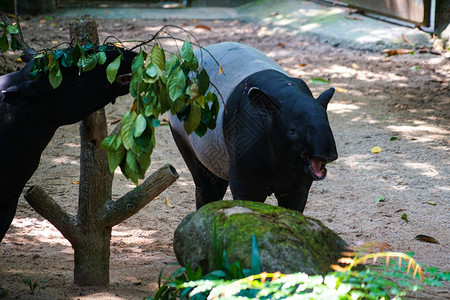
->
328;102;360;114
51;155;80;165
64;142;80;148
8;217;71;247
387;123;449;142
403;162;439;178
338;154;376;171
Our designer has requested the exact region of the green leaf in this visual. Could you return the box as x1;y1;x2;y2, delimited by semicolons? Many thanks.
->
106;53;122;84
6;24;19;34
71;43;82;65
181;40;194;62
250;235;261;275
184;102;202;135
151;43;165;71
134;114;147;138
401;213;408;222
61;53;73;68
146;63;158;78
120;111;137;150
10;35;20;51
171;98;185;115
164;54;179;75
132;50;145;74
136;152;151;178
390;137;398;141
107;144;126;173
194;122;207;137
182;55;199;71
80;54;98;72
189;80;201;102
158;84;173;113
97;51;107;65
149;117;161;127
100;134;117;150
123;151;140;184
375;196;385;203
198;68;210;95
310;77;330;85
0;33;9;52
167;66;186;101
49;61;63;89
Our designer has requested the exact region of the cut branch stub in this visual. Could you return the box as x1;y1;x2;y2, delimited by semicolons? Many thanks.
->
103;164;179;227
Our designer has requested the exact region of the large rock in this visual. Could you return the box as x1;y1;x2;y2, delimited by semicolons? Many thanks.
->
174;200;347;275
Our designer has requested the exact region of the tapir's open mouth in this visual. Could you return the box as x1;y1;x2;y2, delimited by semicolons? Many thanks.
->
308;158;327;181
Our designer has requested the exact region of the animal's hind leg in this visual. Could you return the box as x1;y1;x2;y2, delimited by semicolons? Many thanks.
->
170;126;229;210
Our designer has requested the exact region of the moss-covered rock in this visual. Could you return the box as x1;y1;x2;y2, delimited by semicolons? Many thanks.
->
173;200;347;275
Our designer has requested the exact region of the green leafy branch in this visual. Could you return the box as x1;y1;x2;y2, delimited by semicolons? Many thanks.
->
100;37;220;184
28;43;118;89
23;25;221;184
0;21;20;52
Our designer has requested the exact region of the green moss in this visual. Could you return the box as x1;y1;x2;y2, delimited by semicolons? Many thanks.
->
184;200;346;275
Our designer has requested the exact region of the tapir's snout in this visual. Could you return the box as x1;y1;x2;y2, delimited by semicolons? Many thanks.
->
302;128;338;181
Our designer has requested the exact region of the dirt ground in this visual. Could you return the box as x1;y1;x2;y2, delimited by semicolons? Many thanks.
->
0;15;449;299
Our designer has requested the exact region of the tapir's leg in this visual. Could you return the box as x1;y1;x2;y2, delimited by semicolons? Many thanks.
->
170;126;228;209
228;163;269;203
0;196;19;242
275;178;313;213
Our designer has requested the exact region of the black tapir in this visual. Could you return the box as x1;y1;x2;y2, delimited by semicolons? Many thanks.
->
169;42;338;212
0;46;136;242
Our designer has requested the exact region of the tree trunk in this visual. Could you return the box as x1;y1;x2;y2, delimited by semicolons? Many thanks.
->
24;15;179;286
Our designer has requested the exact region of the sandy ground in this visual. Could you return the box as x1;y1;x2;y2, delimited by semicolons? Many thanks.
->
0;15;449;299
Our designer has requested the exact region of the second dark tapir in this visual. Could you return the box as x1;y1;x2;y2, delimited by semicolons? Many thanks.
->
169;42;338;212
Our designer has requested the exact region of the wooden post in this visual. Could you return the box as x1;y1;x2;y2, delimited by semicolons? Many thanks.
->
24;15;179;286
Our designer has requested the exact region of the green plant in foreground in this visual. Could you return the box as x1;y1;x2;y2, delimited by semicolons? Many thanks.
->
148;238;449;300
22;278;39;295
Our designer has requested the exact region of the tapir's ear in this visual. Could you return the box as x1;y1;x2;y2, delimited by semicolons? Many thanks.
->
114;73;132;86
316;87;335;110
248;87;280;115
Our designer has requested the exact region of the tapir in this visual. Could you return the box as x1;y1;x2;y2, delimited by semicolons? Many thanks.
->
0;46;136;242
170;42;338;212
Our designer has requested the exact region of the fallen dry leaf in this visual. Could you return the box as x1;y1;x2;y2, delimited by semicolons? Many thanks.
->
298;63;307;67
382;49;414;56
195;24;212;31
415;235;439;244
335;87;348;93
218;65;224;75
71;180;80;185
371;146;382;154
277;43;286;48
165;197;175;208
427;201;436;205
418;47;442;55
351;63;359;69
346;15;363;21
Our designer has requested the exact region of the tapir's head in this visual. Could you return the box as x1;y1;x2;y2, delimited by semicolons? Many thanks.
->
1;45;136;127
50;45;136;125
248;78;338;181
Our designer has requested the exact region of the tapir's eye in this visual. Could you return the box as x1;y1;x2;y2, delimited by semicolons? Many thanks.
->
289;128;296;135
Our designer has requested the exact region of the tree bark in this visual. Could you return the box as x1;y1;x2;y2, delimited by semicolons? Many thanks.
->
23;15;179;287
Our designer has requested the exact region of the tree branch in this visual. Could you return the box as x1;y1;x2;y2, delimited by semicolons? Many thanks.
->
103;164;179;227
24;186;79;242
